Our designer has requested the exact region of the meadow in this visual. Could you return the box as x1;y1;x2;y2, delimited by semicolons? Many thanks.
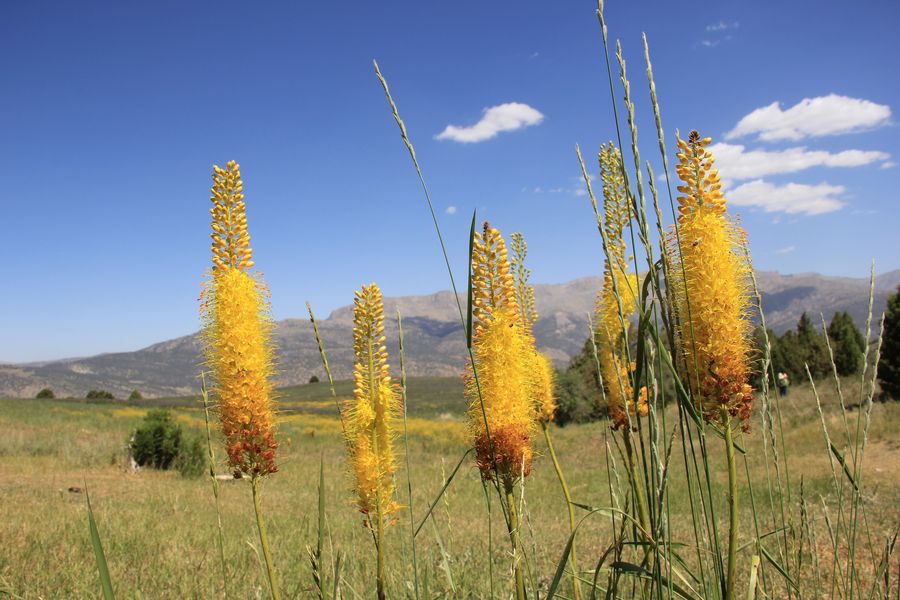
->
1;375;897;598
3;3;899;599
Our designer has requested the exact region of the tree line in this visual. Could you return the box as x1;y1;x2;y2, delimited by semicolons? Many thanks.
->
555;285;900;425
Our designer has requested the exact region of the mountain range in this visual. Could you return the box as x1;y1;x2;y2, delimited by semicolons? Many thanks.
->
2;270;897;399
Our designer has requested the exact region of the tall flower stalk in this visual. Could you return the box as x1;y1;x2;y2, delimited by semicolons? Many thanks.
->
200;160;280;600
669;131;754;600
593;143;648;431
511;232;581;600
346;283;400;600
467;222;536;600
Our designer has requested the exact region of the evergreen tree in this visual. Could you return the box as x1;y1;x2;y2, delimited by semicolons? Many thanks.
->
771;330;805;382
878;285;900;400
827;311;866;377
554;336;603;425
796;312;830;379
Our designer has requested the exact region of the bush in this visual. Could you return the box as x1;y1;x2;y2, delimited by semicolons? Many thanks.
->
35;388;55;399
128;389;143;401
132;409;182;470
86;389;115;400
175;432;207;478
309;375;320;384
131;409;207;477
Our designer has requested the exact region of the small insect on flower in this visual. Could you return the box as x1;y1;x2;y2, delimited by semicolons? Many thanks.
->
669;131;754;429
467;223;536;483
200;160;278;476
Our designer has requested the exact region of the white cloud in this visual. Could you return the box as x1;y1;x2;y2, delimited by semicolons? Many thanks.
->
445;205;457;215
881;161;896;169
710;142;890;180
700;40;719;48
729;179;846;215
706;20;739;31
435;102;544;143
725;94;892;141
776;245;796;254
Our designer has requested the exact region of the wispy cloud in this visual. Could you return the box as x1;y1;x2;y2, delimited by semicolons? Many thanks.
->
711;143;890;180
700;40;720;48
706;20;739;32
776;245;796;254
725;94;892;142
445;205;457;215
435;102;544;143
527;174;593;198
729;180;846;215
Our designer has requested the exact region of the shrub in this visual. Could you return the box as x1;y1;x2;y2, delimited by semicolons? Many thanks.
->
128;389;143;401
175;432;207;478
132;409;183;470
35;388;55;399
131;409;207;477
86;389;115;400
308;375;320;384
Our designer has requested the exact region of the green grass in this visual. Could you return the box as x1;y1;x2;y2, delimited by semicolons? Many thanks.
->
1;377;898;598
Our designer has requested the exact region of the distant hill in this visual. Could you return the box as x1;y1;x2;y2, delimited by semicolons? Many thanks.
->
1;270;897;399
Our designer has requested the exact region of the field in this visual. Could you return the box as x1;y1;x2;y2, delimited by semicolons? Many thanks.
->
1;376;898;599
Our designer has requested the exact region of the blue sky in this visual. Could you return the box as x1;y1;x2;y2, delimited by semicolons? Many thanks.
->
2;1;898;362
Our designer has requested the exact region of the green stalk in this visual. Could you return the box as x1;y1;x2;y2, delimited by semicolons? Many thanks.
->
200;375;228;596
542;422;582;600
251;475;281;600
504;477;527;600
722;406;738;600
376;502;386;600
397;311;420;600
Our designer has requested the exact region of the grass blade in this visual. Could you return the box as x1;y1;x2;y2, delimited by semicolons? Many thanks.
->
85;487;116;600
829;441;859;491
414;449;472;538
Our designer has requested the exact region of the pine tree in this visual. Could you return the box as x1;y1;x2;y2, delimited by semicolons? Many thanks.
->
827;311;866;377
878;285;900;400
796;312;830;379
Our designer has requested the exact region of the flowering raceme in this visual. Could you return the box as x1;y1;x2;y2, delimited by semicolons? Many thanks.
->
201;160;278;476
466;223;536;482
346;283;399;524
510;232;557;424
593;143;647;429
669;131;754;428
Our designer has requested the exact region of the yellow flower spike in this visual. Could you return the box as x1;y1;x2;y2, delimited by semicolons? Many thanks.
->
669;130;754;428
345;283;400;523
466;222;535;482
594;143;648;429
510;232;558;423
201;160;278;477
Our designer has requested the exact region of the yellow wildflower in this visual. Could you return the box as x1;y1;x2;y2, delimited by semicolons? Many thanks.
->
594;144;647;429
201;160;277;476
467;223;535;482
669;131;754;427
510;232;557;423
346;283;400;522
